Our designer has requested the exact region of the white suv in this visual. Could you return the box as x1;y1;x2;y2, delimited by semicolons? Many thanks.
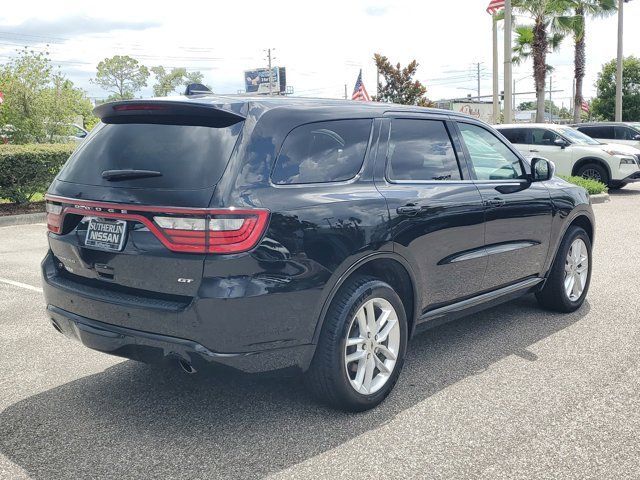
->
496;123;640;189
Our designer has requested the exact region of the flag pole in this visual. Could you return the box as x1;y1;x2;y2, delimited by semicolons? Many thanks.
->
492;14;500;124
503;0;513;123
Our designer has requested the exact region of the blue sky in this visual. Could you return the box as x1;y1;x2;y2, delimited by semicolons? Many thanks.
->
0;0;637;108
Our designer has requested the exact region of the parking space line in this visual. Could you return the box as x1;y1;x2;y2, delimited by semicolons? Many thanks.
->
0;277;43;293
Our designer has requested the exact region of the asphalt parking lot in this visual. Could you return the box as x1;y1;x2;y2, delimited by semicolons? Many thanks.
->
1;187;639;480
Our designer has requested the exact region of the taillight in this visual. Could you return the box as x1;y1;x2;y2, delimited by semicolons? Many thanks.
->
43;195;269;254
153;210;269;254
45;202;63;233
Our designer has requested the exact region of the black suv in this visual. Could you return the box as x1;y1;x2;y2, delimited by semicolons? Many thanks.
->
43;93;595;411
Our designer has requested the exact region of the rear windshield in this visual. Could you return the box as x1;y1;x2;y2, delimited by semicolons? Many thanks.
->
58;121;243;189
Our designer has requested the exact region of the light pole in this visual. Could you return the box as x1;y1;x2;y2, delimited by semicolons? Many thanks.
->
615;0;629;121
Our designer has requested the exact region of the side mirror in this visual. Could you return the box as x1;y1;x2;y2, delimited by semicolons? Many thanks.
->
554;137;568;149
633;134;640;141
531;157;555;182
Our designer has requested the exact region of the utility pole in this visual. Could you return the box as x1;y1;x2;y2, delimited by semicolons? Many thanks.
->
476;62;482;101
503;0;513;123
492;15;500;124
615;0;627;121
265;48;275;96
344;84;348;100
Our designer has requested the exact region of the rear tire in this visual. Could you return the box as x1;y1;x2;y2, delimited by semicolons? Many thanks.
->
305;275;408;411
536;226;592;313
575;163;609;185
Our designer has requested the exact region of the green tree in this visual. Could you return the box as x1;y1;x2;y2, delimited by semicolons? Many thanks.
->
184;71;205;86
512;0;570;122
518;99;572;118
592;56;640;121
373;54;433;106
557;0;617;123
0;48;94;143
151;67;206;96
151;66;187;96
92;55;149;100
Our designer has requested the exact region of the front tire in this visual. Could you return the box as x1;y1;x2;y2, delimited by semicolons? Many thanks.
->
305;276;408;411
576;163;609;185
536;226;592;313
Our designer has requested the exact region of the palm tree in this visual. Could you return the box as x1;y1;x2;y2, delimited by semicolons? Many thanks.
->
558;0;617;123
512;0;571;122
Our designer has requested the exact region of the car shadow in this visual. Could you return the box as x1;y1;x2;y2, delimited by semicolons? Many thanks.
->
609;187;640;196
0;296;589;480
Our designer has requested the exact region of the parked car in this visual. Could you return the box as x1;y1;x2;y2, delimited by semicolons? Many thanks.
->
496;123;640;188
42;93;595;411
573;122;640;149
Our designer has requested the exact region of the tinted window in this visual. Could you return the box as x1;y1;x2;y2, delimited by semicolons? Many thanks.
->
387;119;461;181
458;123;524;180
615;126;640;140
530;128;561;146
272;119;371;185
499;128;528;144
578;125;614;139
58;121;243;189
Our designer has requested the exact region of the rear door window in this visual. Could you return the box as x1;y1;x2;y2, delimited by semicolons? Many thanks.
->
271;119;372;185
58;121;243;189
499;128;529;145
387;119;461;181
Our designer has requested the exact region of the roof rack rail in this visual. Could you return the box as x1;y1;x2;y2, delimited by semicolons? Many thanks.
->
184;83;212;96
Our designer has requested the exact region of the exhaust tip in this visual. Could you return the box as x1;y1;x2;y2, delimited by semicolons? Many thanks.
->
178;359;197;374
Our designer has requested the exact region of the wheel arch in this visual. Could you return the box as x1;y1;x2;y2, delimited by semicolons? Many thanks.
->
544;210;595;280
572;156;612;182
312;253;420;345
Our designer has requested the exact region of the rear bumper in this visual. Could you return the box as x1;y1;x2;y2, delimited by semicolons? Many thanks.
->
46;304;314;374
41;252;316;374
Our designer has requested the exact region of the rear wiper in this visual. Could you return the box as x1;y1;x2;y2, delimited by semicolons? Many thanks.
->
101;169;163;181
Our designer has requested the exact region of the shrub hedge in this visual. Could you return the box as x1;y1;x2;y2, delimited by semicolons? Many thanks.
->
0;143;76;204
560;175;608;195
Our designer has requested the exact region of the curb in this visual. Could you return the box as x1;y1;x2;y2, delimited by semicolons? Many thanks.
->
0;212;46;227
590;193;610;204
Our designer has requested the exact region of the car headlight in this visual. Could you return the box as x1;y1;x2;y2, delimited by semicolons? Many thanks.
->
603;149;631;157
619;157;637;165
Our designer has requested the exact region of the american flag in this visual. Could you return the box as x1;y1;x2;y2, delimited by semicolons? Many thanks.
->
486;0;505;14
352;69;371;101
581;100;590;113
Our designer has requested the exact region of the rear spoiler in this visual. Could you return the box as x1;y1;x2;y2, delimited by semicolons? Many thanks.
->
93;100;246;128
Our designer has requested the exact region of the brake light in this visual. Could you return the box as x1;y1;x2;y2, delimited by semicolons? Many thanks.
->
44;195;270;254
152;210;269;254
45;202;63;233
112;104;168;112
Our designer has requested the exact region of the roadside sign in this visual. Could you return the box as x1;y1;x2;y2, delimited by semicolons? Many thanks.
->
0;92;4;104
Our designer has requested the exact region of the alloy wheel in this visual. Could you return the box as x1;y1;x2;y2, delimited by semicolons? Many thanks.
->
581;169;602;182
564;238;589;301
343;298;400;395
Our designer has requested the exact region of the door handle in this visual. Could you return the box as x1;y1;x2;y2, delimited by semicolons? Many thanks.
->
529;149;539;153
396;204;421;216
484;198;506;208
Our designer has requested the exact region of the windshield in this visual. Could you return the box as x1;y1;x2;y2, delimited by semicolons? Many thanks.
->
556;127;601;145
